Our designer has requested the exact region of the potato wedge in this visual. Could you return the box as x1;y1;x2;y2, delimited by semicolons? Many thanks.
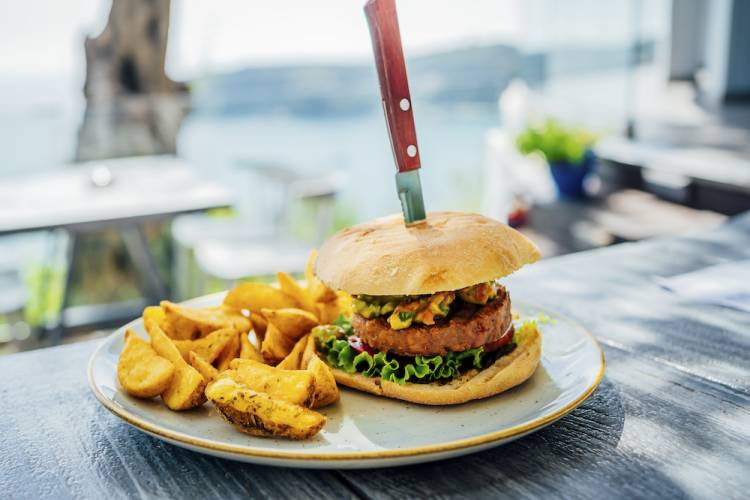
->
300;334;340;408
277;272;316;314
118;329;175;398
223;282;298;312
206;377;326;440
160;301;250;340
335;290;353;318
315;301;343;326
160;301;222;340
277;334;310;370
189;351;220;382
143;305;166;329
219;306;253;333
304;250;337;303
214;331;241;372
260;308;318;364
260;323;293;365
239;332;263;362
250;313;268;339
173;328;235;363
226;359;316;407
301;328;321;369
260;308;318;340
306;356;340;408
143;307;167;341
147;322;207;410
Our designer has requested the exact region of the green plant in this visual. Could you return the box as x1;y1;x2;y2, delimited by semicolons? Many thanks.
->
516;119;596;165
23;263;65;327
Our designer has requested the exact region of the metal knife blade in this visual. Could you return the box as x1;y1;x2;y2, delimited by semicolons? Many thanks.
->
396;169;426;225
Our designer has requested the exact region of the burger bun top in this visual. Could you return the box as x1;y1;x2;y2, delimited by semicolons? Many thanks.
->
315;211;540;296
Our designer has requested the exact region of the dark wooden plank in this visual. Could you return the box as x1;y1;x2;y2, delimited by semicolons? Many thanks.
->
508;213;750;394
338;343;750;499
0;342;359;500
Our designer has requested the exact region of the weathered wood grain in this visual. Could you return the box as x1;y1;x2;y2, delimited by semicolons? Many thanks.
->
507;213;750;394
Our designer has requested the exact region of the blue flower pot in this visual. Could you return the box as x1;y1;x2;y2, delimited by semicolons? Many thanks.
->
549;150;595;198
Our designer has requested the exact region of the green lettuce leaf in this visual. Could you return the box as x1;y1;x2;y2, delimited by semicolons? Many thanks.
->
318;316;546;385
320;335;491;385
319;317;510;385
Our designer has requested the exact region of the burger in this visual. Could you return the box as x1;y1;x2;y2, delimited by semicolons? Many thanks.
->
311;211;542;405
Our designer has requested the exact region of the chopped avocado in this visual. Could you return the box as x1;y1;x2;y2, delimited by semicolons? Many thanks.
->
389;310;414;330
380;301;396;315
458;282;498;305
353;299;382;319
354;288;473;330
428;300;444;315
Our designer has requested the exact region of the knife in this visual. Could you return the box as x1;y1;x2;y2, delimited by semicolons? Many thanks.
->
364;0;426;225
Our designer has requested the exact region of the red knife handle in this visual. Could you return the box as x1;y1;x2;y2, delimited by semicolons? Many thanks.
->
364;0;421;173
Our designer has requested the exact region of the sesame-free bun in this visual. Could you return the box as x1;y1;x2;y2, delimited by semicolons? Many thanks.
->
329;323;541;405
315;211;540;296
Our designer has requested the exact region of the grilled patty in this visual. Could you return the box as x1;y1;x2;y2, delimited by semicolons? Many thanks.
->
352;288;512;356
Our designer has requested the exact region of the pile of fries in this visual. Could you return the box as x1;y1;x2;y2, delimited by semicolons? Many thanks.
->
117;251;351;440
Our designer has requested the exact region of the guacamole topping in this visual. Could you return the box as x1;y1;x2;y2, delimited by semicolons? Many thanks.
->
352;282;499;330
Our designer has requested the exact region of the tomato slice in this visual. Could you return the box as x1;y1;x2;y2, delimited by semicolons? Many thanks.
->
483;324;514;352
347;336;376;355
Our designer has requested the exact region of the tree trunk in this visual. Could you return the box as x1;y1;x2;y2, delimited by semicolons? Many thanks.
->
75;0;189;161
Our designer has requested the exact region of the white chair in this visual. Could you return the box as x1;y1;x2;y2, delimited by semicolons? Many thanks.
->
172;161;341;295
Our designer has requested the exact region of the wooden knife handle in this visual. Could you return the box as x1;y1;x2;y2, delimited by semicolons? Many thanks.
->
364;0;421;173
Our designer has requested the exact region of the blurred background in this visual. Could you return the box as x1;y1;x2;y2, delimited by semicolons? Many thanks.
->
1;0;748;353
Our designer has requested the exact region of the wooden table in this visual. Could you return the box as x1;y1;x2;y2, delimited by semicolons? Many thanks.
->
2;214;749;499
521;189;726;257
0;156;232;338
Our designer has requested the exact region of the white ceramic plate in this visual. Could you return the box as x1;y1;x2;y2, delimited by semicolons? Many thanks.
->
88;292;604;469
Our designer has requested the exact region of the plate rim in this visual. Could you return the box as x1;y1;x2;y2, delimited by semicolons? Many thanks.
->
87;297;605;462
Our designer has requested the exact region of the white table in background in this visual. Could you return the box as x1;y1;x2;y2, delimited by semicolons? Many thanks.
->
0;155;232;341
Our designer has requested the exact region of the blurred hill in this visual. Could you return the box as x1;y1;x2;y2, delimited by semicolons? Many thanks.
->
190;42;653;117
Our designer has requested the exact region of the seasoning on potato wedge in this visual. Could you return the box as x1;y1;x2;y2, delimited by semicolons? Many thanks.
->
223;282;299;312
306;357;339;408
160;301;250;340
260;308;318;365
239;332;263;362
276;334;310;370
118;329;175;398
173;328;235;363
261;308;317;340
214;331;241;372
301;335;339;408
189;351;220;382
147;322;207;410
205;377;326;440
227;358;316;407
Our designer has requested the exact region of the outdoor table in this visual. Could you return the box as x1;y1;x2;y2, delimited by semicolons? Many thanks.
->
1;213;748;499
0;156;232;338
